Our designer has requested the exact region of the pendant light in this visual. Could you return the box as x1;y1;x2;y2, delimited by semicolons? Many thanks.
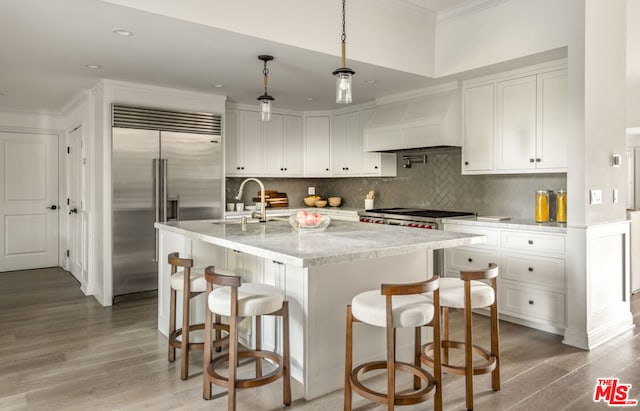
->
257;55;274;122
332;0;355;104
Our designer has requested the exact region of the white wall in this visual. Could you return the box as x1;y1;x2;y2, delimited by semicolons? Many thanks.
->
101;0;437;77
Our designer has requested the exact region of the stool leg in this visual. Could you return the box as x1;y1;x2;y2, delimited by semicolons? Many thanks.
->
181;289;190;380
413;327;421;390
214;314;223;353
443;307;449;365
203;292;212;400
386;326;396;411
344;305;353;411
490;294;500;392
282;301;291;406
228;310;239;411
433;290;443;411
168;289;176;362
464;283;474;411
255;315;262;378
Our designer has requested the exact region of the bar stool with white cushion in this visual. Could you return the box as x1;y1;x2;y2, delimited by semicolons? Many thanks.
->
422;263;500;411
344;276;442;411
167;252;229;380
202;266;291;411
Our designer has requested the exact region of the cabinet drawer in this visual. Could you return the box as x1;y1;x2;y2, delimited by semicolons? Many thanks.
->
445;247;498;272
501;230;565;255
501;254;565;289
499;280;565;325
444;225;500;248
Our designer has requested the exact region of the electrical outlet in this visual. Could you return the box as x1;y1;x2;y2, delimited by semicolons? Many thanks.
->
613;188;619;204
590;189;602;205
308;187;315;196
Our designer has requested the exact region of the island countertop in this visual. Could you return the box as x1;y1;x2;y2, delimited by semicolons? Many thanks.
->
155;219;486;267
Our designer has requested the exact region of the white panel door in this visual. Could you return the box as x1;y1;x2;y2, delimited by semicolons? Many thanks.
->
66;126;85;283
0;131;59;271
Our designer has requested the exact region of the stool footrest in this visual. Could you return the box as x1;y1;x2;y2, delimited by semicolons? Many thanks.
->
422;340;497;376
207;350;284;389
350;360;436;406
169;322;230;352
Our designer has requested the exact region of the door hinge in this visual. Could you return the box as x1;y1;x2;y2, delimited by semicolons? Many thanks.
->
67;146;70;154
66;250;70;257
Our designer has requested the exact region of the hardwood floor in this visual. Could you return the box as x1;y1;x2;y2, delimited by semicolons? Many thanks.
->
0;267;638;410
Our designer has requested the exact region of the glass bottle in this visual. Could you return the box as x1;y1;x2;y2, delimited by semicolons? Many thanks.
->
556;190;567;223
535;190;549;223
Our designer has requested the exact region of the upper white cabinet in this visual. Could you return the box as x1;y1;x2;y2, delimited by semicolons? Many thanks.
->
331;111;362;175
462;84;495;172
304;115;331;176
263;114;304;176
226;109;263;176
462;62;567;175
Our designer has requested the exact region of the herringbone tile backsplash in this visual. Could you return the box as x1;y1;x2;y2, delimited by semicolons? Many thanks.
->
227;148;567;221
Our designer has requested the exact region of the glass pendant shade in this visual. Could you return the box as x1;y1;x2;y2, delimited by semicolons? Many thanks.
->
335;70;353;104
259;97;272;122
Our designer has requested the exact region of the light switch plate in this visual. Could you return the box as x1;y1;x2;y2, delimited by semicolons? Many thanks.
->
590;189;602;205
308;187;315;195
613;188;619;204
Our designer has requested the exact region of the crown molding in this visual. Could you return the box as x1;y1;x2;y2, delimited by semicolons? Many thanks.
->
438;0;511;23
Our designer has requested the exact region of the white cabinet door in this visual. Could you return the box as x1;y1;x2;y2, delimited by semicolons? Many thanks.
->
282;115;304;176
330;113;347;175
0;131;59;271
264;113;284;175
225;109;262;176
344;111;362;174
496;75;537;171
463;84;495;172
536;70;567;170
305;116;331;176
360;108;381;174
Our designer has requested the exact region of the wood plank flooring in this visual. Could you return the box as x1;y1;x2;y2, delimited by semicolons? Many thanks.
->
0;267;638;410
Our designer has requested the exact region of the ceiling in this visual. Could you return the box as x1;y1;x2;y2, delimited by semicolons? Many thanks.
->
0;0;635;115
0;0;478;114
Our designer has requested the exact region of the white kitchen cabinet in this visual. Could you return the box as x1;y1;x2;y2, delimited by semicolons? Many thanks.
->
462;62;567;175
462;83;495;172
331;111;361;175
225;109;263;176
264;114;304;176
444;222;567;334
495;75;537;170
304;115;331;176
359;108;396;176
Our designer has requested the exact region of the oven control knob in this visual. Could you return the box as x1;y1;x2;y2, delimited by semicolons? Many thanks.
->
375;220;382;224
426;225;433;229
407;223;414;227
417;224;425;228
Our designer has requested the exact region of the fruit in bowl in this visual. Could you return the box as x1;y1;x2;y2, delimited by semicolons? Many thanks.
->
289;210;331;232
328;197;342;207
314;199;327;208
304;195;320;207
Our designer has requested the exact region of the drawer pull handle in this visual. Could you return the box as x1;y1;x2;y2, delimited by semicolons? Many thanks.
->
528;267;534;272
468;258;473;263
528;240;534;245
528;300;534;305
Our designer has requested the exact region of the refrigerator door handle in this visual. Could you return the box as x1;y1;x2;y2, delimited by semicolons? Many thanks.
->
153;158;161;262
163;159;168;222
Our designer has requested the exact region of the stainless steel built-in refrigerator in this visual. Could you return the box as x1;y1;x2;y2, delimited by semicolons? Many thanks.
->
112;105;223;297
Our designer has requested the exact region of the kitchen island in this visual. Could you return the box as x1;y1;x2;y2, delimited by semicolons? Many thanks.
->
155;218;485;399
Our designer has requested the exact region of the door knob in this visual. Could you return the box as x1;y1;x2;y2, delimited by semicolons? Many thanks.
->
69;208;78;215
47;205;58;210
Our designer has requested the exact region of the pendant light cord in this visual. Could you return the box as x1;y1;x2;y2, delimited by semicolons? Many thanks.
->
341;0;347;68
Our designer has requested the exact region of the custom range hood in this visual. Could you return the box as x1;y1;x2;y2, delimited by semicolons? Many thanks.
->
364;82;461;152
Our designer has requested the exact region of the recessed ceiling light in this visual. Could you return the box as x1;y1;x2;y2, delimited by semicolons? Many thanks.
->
85;64;102;69
214;84;224;88
364;80;378;84
306;97;314;101
112;28;133;36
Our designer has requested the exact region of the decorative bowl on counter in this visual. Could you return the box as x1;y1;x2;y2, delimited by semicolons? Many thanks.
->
289;211;331;233
328;197;342;207
314;199;327;208
304;196;320;207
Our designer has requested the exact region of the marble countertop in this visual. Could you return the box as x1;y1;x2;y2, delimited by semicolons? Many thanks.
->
156;219;486;267
442;216;568;233
224;207;360;219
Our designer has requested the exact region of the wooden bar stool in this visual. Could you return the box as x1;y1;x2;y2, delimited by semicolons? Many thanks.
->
167;252;228;380
422;263;500;411
344;276;442;411
202;266;291;411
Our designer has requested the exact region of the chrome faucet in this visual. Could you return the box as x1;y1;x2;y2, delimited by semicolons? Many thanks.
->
235;178;267;222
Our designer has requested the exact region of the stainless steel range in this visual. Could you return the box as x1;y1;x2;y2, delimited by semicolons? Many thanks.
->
358;208;475;230
358;208;476;274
